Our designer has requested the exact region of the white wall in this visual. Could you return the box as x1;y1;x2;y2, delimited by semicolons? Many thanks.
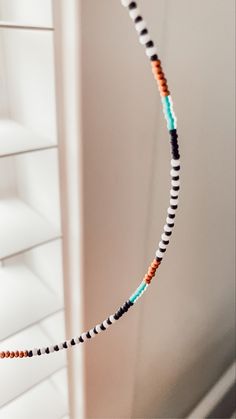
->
81;0;235;418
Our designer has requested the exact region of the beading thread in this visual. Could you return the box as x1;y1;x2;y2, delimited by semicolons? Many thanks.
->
0;0;180;360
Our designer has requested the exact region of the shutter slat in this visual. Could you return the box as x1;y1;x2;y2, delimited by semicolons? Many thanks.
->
0;264;63;342
0;198;61;260
0;119;57;157
0;371;68;419
0;316;67;407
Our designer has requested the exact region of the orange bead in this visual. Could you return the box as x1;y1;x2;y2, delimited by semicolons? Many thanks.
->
19;351;24;358
0;352;5;359
5;351;10;358
161;90;170;97
24;351;28;357
15;351;19;358
10;352;15;358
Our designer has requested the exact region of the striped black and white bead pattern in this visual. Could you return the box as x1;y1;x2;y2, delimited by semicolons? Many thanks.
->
122;1;159;61
121;1;180;263
26;301;134;357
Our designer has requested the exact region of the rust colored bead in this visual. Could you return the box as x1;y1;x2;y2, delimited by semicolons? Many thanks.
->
148;269;156;276
144;273;152;284
19;351;24;358
151;60;161;68
157;72;165;80
24;351;28;357
5;351;10;358
152;260;160;269
161;90;170;97
159;79;167;87
15;351;19;358
10;352;15;358
0;352;5;358
160;85;169;92
152;69;159;76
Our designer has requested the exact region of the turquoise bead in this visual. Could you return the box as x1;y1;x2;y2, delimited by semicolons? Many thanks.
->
130;281;148;303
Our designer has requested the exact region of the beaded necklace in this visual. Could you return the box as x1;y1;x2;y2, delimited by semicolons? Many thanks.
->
0;0;180;360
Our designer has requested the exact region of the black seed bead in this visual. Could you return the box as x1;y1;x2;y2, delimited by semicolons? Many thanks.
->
86;331;91;339
140;28;148;36
159;247;166;253
172;176;179;181
54;345;59;351
45;347;50;354
150;54;158;61
100;323;106;331
28;350;33;357
173;186;180;191
173;165;180;170
156;256;162;262
134;16;142;24
165;231;172;236
128;300;134;306
114;313;119;320
169;128;178;137
93;327;98;334
170;194;178;199
168;213;175;219
167;223;174;228
37;349;41;356
79;336;84;343
146;40;154;48
162;240;169;245
63;341;68;349
171;205;178;210
118;307;124;315
107;317;112;325
70;339;76;346
128;1;137;9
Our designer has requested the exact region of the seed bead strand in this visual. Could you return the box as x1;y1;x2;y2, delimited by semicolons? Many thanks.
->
0;0;180;360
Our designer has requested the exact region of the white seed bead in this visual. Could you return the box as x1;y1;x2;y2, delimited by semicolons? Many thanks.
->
171;179;180;187
146;46;157;57
164;224;172;232
156;249;163;259
166;216;174;224
139;33;151;45
81;332;87;341
135;20;146;33
41;347;46;354
168;207;176;215
75;337;80;344
103;319;110;328
161;233;169;241
171;158;180;167
89;329;96;338
170;168;179;177
95;324;102;333
121;0;131;6
170;198;178;206
170;189;179;197
33;348;38;356
109;315;116;324
49;345;55;353
159;241;167;249
129;8;140;20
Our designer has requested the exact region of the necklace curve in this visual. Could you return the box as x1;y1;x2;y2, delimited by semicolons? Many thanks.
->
0;0;180;360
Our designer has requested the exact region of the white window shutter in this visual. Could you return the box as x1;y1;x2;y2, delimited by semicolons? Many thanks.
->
0;1;83;417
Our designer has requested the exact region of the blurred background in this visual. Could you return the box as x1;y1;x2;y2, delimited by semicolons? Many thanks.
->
0;0;235;418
